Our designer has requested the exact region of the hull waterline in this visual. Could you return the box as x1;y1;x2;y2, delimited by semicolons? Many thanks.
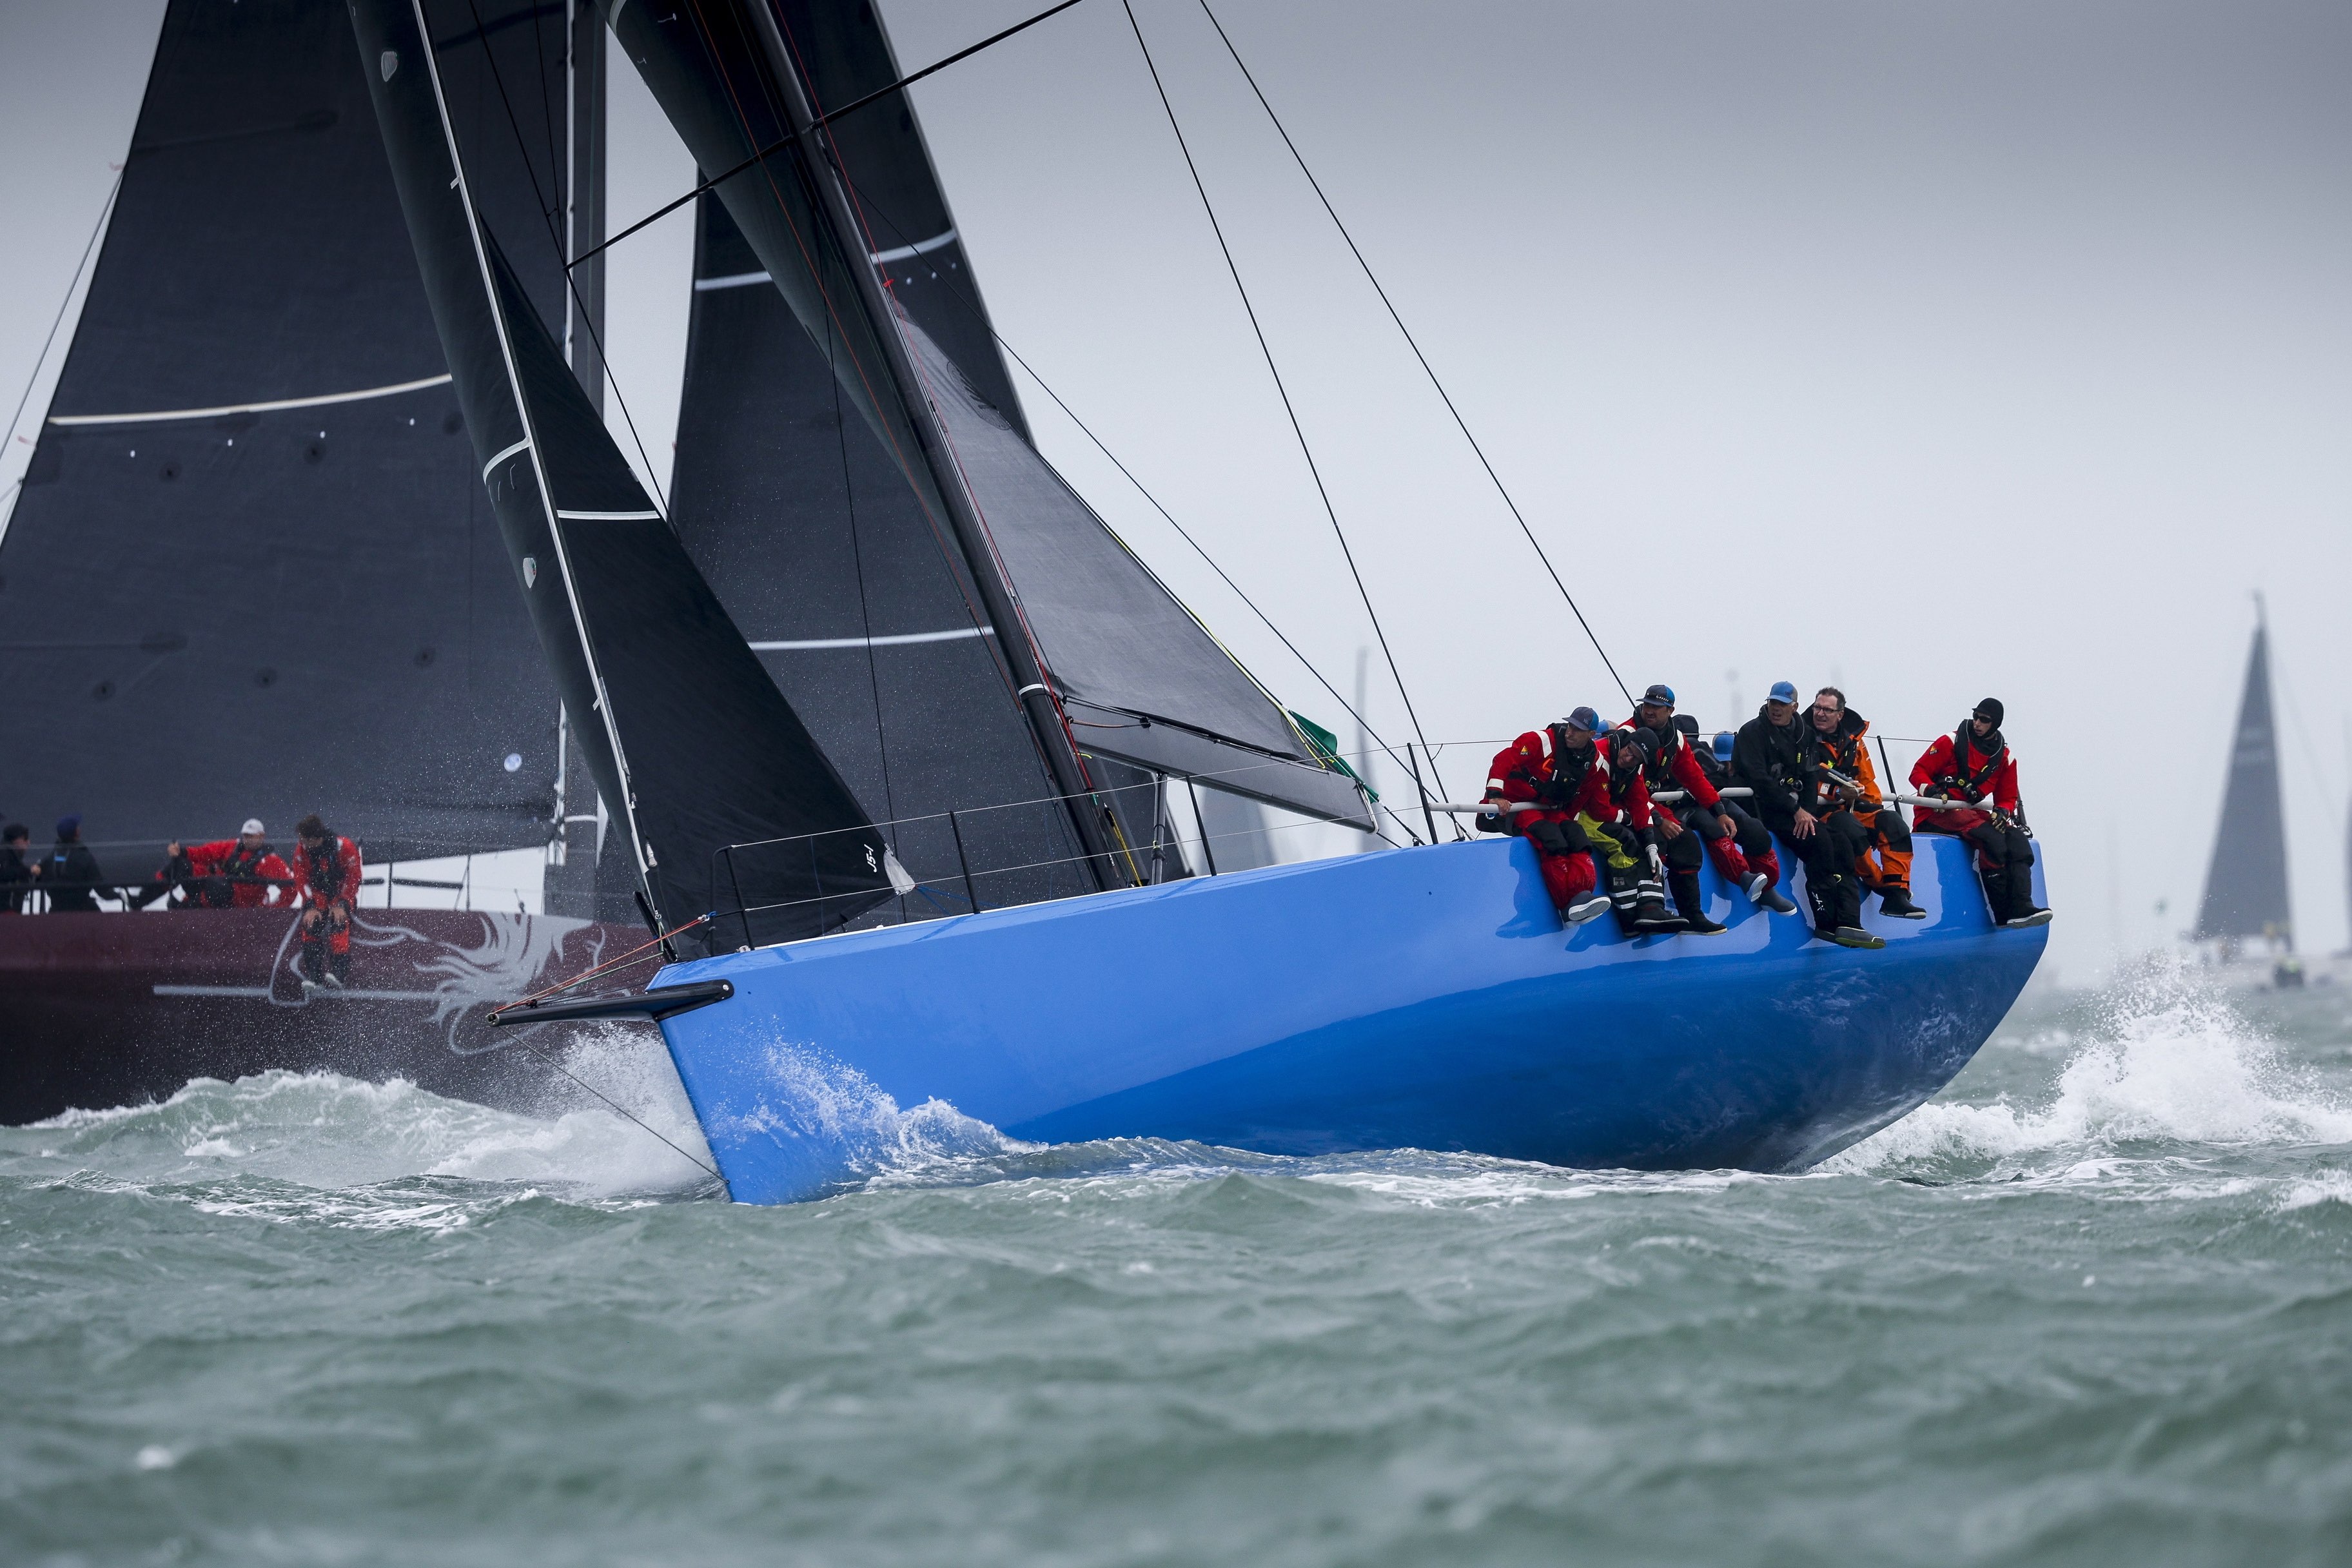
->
650;835;2048;1203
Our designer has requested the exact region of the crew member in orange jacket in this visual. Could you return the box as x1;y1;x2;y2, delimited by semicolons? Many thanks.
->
165;819;295;909
291;812;364;986
1482;712;1611;925
1794;691;1922;920
1909;698;2051;928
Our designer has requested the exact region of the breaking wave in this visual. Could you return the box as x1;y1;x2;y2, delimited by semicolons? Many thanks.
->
0;1024;714;1215
1832;972;2352;1179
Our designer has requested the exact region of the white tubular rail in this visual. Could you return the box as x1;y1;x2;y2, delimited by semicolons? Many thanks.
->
1432;788;1754;816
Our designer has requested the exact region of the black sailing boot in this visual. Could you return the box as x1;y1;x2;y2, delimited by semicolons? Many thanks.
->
1669;870;1727;935
1629;876;1685;935
1877;883;1926;920
2003;865;2053;928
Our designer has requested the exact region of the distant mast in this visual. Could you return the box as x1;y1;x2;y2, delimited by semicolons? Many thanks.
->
2193;603;2292;949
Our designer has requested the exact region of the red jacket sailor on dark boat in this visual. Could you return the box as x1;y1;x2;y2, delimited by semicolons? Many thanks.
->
1908;698;2052;929
291;813;364;987
151;819;295;909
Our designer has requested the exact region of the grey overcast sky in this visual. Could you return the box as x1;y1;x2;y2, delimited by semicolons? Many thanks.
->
3;1;2347;979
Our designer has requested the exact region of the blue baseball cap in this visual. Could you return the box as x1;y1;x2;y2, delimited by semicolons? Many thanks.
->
1561;706;1606;735
1714;731;1736;761
1640;682;1676;707
1768;680;1798;705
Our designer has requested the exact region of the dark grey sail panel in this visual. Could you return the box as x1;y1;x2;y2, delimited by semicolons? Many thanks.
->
0;0;574;864
353;0;890;947
901;320;1367;825
2195;623;2292;942
604;0;1367;830
673;197;1095;910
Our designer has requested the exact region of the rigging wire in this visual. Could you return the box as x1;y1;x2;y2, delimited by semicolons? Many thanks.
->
1;170;122;529
1119;0;1453;805
458;0;671;511
1193;0;1633;711
570;0;1092;275
819;184;1425;844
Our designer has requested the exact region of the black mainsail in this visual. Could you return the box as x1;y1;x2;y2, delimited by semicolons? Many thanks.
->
0;0;585;864
354;0;892;946
600;0;1371;868
2194;616;2293;945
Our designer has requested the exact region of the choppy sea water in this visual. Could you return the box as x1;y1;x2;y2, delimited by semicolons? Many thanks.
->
5;971;2349;1566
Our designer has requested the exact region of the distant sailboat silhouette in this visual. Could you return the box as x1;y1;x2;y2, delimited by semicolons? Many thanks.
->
2193;602;2293;953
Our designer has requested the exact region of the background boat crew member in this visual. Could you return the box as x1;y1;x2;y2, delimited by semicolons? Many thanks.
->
1;823;33;913
1734;684;1881;949
1617;687;1728;934
1696;725;1796;915
291;813;364;987
1798;689;1922;919
165;819;295;910
1482;714;1611;924
1910;699;2052;928
42;815;110;914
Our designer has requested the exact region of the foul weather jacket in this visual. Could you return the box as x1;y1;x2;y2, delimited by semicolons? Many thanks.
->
185;839;296;908
293;836;364;910
1909;730;2021;834
43;840;108;914
1732;707;1814;829
1618;718;1721;808
1796;709;1888;815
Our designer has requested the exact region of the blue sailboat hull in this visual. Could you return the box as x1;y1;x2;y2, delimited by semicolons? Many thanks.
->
649;835;2046;1204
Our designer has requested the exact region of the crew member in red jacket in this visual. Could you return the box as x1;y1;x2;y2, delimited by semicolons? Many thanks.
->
1482;712;1610;925
1583;727;1682;936
1619;683;1783;933
1908;698;2052;928
163;819;295;909
291;812;364;986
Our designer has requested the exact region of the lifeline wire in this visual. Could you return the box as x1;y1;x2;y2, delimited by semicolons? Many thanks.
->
1194;0;1633;710
1121;0;1453;804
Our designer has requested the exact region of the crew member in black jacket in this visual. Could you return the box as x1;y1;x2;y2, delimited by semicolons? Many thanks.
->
1733;683;1881;950
1;823;34;913
42;814;110;914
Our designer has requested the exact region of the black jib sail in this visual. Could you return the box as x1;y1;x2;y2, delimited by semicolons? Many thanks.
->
600;0;1371;855
0;0;585;865
353;0;892;947
2194;616;2293;945
673;195;1099;906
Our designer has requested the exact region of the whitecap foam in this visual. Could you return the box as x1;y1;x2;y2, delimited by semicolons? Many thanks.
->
1;1035;714;1208
1835;968;2352;1176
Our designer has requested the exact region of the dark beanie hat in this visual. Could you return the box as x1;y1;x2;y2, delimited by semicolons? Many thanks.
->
1672;714;1700;738
1974;698;2004;727
295;812;328;840
56;813;81;840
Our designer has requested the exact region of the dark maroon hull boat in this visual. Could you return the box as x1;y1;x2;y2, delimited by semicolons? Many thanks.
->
1;910;647;1126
